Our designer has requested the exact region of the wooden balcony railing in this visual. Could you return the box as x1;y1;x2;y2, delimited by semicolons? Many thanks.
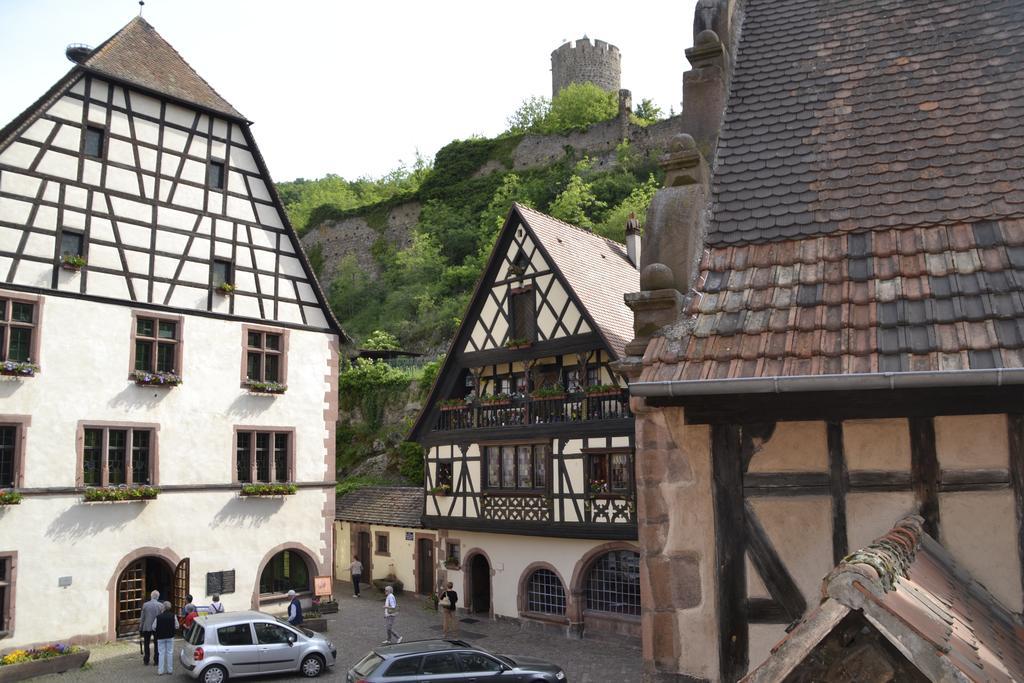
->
433;389;631;432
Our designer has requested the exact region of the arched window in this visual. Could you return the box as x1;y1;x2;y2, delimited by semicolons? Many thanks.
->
585;550;640;615
526;568;566;615
259;550;311;595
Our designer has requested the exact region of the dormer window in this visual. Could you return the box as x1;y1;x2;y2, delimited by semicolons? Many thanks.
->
510;249;530;277
208;160;225;189
84;126;105;158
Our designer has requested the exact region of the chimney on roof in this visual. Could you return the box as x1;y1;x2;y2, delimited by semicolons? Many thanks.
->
65;43;92;64
625;212;641;269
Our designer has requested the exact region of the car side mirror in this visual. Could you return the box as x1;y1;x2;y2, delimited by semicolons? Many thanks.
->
287;635;296;646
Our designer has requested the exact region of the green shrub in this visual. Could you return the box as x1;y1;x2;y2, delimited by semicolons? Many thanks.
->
397;441;425;484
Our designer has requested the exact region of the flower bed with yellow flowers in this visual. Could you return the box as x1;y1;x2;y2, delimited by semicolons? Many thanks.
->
0;643;89;682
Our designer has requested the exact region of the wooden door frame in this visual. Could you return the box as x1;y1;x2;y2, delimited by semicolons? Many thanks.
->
350;524;373;584
107;547;180;640
413;533;436;595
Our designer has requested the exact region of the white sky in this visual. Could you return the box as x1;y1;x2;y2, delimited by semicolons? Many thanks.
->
0;0;699;183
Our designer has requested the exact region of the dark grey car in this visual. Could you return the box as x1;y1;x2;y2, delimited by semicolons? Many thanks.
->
347;639;566;682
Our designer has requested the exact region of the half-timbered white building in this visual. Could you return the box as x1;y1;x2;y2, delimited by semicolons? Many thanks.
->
0;18;343;647
410;205;642;639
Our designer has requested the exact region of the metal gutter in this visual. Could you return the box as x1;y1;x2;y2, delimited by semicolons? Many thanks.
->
629;368;1024;397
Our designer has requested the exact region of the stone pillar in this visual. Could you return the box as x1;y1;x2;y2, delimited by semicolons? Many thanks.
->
635;402;720;682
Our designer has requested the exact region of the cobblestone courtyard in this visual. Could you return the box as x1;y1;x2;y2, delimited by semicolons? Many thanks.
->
36;584;641;682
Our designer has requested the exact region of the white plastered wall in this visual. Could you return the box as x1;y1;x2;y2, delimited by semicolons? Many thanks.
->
0;295;335;647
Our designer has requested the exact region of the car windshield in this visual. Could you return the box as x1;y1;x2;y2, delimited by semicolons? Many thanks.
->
273;616;314;638
352;652;384;676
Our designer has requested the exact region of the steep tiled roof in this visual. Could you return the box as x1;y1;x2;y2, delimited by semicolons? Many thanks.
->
81;17;243;119
638;0;1024;385
518;205;639;358
745;516;1024;682
643;218;1024;380
335;486;424;528
711;0;1024;245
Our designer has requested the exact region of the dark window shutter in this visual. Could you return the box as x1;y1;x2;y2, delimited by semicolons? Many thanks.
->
222;570;235;594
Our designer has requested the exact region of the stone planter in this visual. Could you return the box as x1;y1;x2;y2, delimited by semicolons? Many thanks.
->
319;601;339;614
303;617;328;632
0;650;90;682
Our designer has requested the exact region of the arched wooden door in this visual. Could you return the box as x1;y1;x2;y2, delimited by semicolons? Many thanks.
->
115;556;182;637
469;554;491;614
116;560;146;636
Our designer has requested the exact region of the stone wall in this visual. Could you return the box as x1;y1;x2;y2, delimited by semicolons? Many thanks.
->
302;201;420;283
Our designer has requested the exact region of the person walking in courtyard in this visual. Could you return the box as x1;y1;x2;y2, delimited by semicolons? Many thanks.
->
139;590;162;666
383;585;402;644
154;601;178;675
350;556;364;597
438;581;459;638
287;589;303;625
210;595;225;613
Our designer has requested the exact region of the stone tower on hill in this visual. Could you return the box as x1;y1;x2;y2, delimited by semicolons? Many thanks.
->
550;36;621;97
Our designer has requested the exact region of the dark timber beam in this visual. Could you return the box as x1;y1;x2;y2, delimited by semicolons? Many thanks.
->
712;424;747;682
827;421;849;565
1008;414;1024;606
909;417;940;538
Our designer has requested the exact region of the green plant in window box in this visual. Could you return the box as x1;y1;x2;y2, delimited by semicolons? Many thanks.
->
0;360;38;377
444;557;460;570
584;383;620;396
504;337;531;350
479;392;512;406
0;490;22;505
83;486;159;502
589;479;609;495
131;369;182;387
240;483;297;496
430;483;451;496
245;379;287;394
439;398;468;410
531;383;566;399
61;254;86;271
216;282;236;295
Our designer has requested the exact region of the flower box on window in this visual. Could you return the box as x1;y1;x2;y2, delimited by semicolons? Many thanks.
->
216;282;236;296
0;490;22;506
430;484;451;497
61;255;86;272
531;383;566;400
82;486;159;503
479;393;512;407
131;369;181;387
504;337;531;350
0;360;38;378
245;380;287;395
439;399;467;411
240;483;297;497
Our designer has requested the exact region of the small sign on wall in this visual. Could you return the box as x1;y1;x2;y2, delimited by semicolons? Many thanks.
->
405;532;414;541
314;575;333;597
58;576;72;587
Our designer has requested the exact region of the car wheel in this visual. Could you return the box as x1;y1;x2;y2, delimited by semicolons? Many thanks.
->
300;653;325;678
201;664;228;683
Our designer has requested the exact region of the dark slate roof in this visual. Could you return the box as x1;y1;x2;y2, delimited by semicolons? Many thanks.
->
710;0;1024;245
639;0;1024;383
335;486;424;528
744;516;1024;682
81;17;243;120
517;205;639;358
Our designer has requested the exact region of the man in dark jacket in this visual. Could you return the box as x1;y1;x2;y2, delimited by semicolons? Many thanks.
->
139;590;162;666
287;589;303;625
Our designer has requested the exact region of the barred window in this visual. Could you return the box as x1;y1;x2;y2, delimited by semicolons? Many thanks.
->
585;550;641;616
236;430;291;483
82;426;155;487
526;568;566;615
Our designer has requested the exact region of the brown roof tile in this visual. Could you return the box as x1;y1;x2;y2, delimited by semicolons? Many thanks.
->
82;17;243;119
335;486;425;528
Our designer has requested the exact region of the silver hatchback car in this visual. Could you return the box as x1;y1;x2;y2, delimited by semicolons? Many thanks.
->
179;610;337;682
